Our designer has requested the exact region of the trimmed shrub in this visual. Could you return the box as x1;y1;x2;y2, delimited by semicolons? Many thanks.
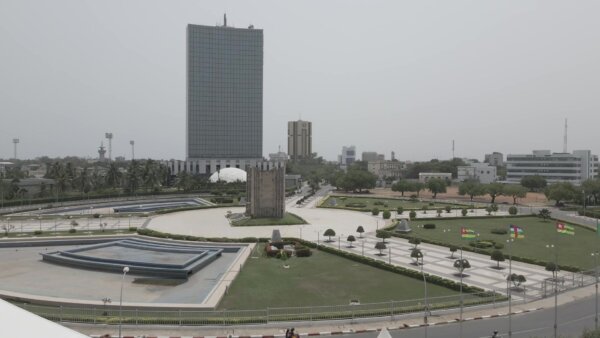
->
34;230;42;235
469;240;494;249
346;203;367;208
423;223;436;229
508;206;518;215
373;201;385;206
461;208;468;217
382;210;391;219
445;206;452;213
128;227;137;232
93;213;100;218
397;206;404;215
491;228;508;235
296;247;312;257
68;228;76;233
494;243;504;250
372;208;380;216
409;210;417;220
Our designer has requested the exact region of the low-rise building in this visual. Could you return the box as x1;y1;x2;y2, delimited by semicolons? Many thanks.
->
506;150;598;185
361;152;384;162
418;172;452;183
164;158;285;176
457;163;497;184
485;152;504;166
368;160;404;179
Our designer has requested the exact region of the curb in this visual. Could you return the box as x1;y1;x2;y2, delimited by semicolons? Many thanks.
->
89;308;542;338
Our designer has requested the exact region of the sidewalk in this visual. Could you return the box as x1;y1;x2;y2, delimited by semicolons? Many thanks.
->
66;283;598;338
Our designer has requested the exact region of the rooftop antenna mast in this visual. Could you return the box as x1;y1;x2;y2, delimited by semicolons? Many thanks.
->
224;13;227;27
12;138;19;159
563;118;568;153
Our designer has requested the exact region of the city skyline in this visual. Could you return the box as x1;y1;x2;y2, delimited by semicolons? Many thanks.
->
1;1;600;161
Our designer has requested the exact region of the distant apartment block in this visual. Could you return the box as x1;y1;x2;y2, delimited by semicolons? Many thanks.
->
506;150;598;185
484;152;504;166
457;163;497;184
368;160;404;179
361;152;384;162
338;146;356;170
418;172;452;183
269;151;288;162
246;165;285;218
287;120;312;160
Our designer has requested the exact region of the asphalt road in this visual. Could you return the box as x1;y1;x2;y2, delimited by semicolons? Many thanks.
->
336;294;599;338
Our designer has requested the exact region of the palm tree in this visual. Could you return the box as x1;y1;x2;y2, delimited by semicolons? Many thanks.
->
175;171;193;192
125;160;141;194
142;160;161;192
74;168;91;196
105;163;121;190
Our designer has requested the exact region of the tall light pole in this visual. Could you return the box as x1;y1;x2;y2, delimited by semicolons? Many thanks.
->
546;243;558;338
119;266;130;338
105;133;113;161
420;251;428;338
507;238;514;337
129;140;135;160
592;251;599;331
12;138;19;159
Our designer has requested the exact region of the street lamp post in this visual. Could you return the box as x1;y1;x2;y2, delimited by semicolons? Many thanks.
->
546;243;558;338
38;216;42;232
119;266;130;338
507;238;514;338
420;252;428;338
593;251;599;331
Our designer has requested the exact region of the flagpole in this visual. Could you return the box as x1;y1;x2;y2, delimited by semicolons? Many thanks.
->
508;235;513;338
554;224;558;338
459;246;463;338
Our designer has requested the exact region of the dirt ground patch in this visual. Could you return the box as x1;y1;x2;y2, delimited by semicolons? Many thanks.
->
345;186;549;206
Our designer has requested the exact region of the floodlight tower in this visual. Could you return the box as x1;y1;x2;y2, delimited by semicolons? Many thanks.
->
130;140;135;160
105;133;113;161
12;138;19;159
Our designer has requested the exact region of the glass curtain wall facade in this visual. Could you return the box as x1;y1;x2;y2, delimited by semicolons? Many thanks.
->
287;120;312;160
186;24;263;161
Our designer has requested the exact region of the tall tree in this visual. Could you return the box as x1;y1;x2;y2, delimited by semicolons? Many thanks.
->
391;180;412;197
485;183;504;204
545;182;577;206
124;160;141;194
458;180;485;201
521;175;547;192
426;178;447;199
503;185;528;205
105;163;121;190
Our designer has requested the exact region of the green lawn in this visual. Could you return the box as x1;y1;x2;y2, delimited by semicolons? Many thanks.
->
232;212;307;226
320;195;475;211
218;244;458;309
407;216;600;270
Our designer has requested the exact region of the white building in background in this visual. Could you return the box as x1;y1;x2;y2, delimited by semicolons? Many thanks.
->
368;160;405;179
458;163;497;184
164;159;285;176
418;172;452;183
338;146;356;170
485;152;504;166
506;150;598;185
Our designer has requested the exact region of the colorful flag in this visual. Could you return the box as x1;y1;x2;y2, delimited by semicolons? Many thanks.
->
509;225;525;239
461;227;476;239
556;222;575;236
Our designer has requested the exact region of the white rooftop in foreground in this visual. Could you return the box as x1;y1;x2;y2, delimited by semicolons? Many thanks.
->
0;298;89;338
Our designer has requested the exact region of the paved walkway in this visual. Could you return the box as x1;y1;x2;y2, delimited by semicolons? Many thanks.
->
320;232;558;298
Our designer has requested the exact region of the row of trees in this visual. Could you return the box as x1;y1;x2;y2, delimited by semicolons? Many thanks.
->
458;181;528;204
391;178;448;198
42;160;170;198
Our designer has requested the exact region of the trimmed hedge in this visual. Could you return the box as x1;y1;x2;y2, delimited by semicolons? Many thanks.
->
423;223;436;229
490;228;508;235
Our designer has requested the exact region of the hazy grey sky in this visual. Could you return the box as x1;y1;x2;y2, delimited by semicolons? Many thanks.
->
1;1;599;162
